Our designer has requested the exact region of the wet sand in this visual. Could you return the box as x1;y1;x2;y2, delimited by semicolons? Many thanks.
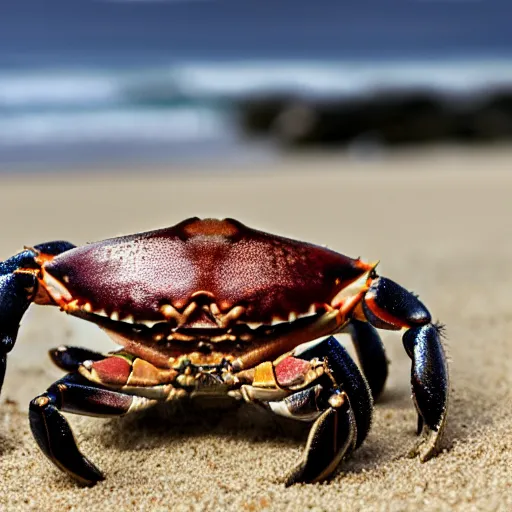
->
0;147;511;511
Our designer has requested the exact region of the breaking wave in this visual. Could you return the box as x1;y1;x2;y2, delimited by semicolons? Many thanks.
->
2;59;512;164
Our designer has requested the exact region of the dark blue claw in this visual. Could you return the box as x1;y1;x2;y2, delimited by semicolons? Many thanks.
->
403;324;448;437
362;274;449;461
0;241;75;395
0;272;37;391
0;241;75;277
0;273;37;345
0;250;39;275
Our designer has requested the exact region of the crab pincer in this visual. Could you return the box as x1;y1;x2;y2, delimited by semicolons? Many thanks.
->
0;242;76;390
361;275;449;460
0;218;448;486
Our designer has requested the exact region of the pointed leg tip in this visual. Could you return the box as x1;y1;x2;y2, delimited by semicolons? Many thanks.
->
76;469;106;487
408;425;444;462
283;466;337;487
283;476;295;488
408;444;438;463
283;467;304;487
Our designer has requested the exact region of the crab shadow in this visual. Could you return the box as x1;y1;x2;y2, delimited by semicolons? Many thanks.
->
0;400;22;457
99;396;309;454
91;372;492;482
95;386;413;479
365;377;500;469
0;432;16;457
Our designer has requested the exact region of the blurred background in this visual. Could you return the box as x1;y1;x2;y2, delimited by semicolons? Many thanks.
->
2;4;512;507
1;0;512;171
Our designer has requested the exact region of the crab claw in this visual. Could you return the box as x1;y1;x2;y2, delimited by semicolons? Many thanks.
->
0;270;37;391
403;323;449;461
0;242;75;395
362;276;449;460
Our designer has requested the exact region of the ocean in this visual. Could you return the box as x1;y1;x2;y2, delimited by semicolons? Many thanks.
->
1;0;512;170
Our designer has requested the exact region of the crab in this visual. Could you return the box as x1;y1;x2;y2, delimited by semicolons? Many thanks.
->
0;218;448;486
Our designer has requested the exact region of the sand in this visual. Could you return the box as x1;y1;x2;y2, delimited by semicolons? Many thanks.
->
0;147;511;511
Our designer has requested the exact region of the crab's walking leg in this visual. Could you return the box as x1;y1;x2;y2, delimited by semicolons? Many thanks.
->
292;336;373;446
29;372;158;486
362;276;449;461
344;319;389;400
0;242;75;393
49;345;111;372
245;336;373;486
283;389;357;486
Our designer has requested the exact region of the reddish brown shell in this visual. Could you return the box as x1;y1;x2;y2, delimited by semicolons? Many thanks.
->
43;218;370;324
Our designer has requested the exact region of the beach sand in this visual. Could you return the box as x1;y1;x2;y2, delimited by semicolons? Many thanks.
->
0;147;511;511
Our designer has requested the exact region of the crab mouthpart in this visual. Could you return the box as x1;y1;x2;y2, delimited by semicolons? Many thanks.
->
37;268;73;305
74;307;330;345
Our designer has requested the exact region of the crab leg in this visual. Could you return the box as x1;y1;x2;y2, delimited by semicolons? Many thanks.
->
29;373;159;485
343;319;389;400
293;336;373;449
285;337;372;485
0;242;75;393
285;390;357;486
49;345;109;372
362;275;449;461
242;336;373;485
